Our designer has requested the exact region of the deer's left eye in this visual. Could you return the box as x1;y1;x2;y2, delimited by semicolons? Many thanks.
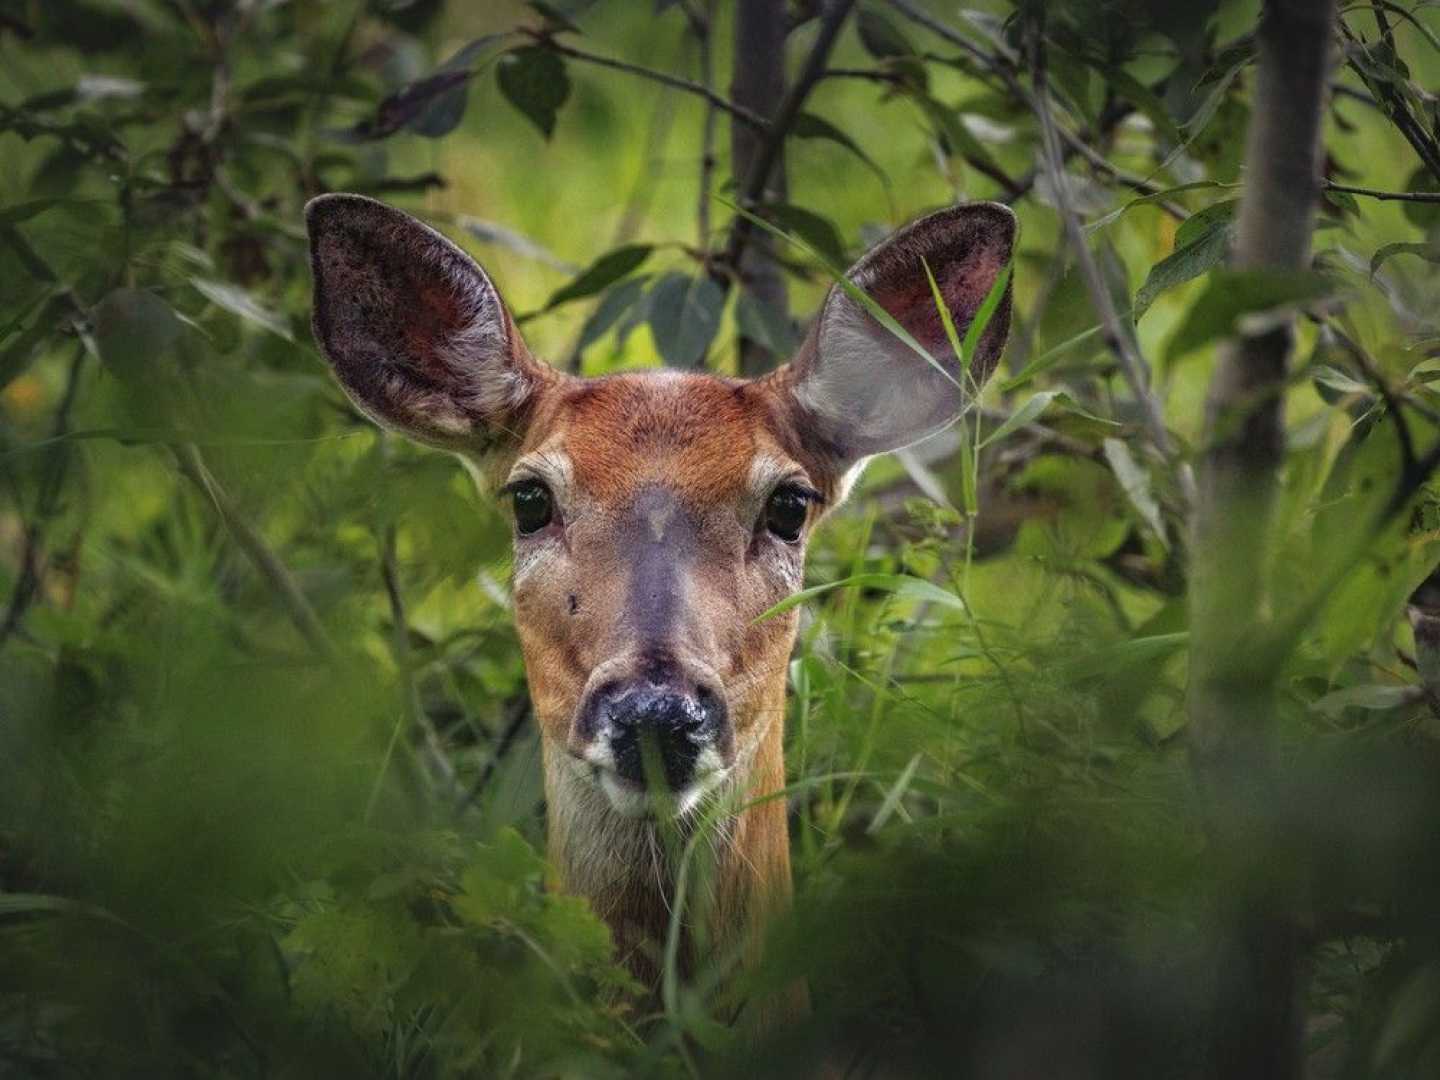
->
764;486;812;543
511;480;554;535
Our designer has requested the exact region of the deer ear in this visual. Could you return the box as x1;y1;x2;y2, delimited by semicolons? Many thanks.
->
781;202;1016;464
306;194;546;453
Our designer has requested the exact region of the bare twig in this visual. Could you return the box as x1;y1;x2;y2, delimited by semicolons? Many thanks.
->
535;34;769;132
1324;180;1440;204
1031;35;1198;510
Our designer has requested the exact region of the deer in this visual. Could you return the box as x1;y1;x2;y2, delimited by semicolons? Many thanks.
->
305;193;1015;1004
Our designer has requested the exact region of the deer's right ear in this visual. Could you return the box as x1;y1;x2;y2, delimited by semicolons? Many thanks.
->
306;193;546;454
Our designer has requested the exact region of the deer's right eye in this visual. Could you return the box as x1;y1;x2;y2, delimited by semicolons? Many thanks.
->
510;480;554;535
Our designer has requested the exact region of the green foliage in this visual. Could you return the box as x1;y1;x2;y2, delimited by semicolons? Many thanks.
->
4;0;1440;1076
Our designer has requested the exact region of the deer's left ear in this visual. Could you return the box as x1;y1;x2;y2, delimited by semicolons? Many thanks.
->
778;202;1016;464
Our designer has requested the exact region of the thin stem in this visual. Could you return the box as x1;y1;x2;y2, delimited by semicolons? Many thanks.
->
536;35;769;132
1324;180;1440;204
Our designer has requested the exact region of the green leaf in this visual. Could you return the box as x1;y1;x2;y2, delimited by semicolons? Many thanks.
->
1311;684;1421;718
915;93;1007;182
960;262;1012;383
1102;437;1168;549
1084;181;1238;235
95;288;184;381
0;293;68;393
647;272;724;369
1165;270;1335;363
576;274;651;351
1051;633;1189;682
497;46;571;139
193;278;293;340
856;10;916;58
1150;49;1251;178
735;289;799;357
1175;199;1240;249
867;753;922;835
755;572;970;624
921;255;966;372
1399;166;1440;230
1133;208;1234;316
1370;241;1440;277
542;244;652;310
764;203;847;267
978;390;1116;449
792;112;886;185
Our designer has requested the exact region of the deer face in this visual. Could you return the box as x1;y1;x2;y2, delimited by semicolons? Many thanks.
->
307;195;1014;819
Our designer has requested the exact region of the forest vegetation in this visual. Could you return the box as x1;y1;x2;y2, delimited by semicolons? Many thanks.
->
4;0;1440;1076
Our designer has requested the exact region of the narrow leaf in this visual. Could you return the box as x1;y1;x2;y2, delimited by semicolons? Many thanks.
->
542;244;652;310
1102;437;1168;549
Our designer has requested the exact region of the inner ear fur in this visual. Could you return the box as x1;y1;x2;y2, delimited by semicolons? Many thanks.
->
778;201;1017;464
307;193;550;454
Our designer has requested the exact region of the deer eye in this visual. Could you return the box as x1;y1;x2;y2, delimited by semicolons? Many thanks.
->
764;486;813;543
510;480;554;536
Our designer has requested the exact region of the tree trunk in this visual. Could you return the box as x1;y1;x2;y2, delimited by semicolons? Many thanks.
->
1188;1;1337;1077
730;0;790;376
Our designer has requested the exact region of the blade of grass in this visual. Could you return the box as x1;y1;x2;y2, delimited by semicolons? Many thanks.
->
717;194;962;392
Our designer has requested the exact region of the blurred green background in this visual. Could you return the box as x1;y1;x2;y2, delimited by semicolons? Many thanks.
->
4;0;1440;1076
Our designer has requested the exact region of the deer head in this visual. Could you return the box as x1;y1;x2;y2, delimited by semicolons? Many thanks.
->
307;193;1014;979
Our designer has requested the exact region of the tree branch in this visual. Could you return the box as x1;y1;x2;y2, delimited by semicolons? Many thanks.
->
718;0;857;305
1324;180;1440;204
535;35;770;132
1187;2;1337;1076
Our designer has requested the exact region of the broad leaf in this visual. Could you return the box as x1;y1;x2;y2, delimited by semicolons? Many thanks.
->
576;275;651;352
1133;208;1234;317
1165;270;1335;362
497;46;571;139
648;272;724;369
792;112;886;185
764;203;847;267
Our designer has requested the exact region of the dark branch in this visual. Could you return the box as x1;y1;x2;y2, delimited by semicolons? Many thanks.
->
535;35;770;132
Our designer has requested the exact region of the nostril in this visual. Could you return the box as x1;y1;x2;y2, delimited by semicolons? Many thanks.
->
694;684;726;728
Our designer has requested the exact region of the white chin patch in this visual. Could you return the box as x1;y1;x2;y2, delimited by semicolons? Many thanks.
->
595;762;731;820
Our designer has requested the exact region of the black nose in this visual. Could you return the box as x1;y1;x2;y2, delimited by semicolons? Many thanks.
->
598;682;725;789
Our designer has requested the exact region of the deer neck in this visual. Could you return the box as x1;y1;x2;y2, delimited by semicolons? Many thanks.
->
541;675;792;985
